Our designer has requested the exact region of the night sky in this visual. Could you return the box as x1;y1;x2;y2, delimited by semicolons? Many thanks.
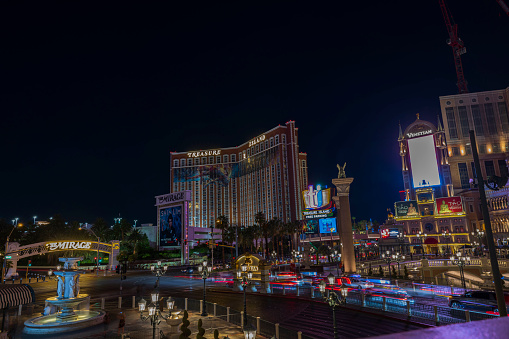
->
2;1;508;226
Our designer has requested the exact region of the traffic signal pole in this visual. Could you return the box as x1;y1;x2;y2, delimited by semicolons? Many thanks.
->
470;131;507;317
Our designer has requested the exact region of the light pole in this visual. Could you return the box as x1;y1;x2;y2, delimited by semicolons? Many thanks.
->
450;255;470;289
2;222;22;282
319;274;348;339
396;232;405;254
237;263;253;330
139;292;174;339
292;250;302;276
382;250;392;278
198;260;212;316
471;230;485;257
150;260;168;288
442;231;451;256
79;226;100;276
331;250;341;276
391;252;405;278
33;216;37;225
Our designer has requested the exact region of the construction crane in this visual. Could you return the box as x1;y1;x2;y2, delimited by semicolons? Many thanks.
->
439;0;468;94
496;0;509;16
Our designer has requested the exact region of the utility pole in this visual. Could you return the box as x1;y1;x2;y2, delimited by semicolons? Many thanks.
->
470;130;507;317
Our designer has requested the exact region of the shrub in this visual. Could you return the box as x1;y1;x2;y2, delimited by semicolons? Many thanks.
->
179;310;191;339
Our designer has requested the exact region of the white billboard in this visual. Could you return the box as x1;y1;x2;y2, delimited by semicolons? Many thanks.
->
408;134;441;188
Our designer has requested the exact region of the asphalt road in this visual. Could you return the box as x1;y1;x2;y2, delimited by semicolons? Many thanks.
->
24;270;426;338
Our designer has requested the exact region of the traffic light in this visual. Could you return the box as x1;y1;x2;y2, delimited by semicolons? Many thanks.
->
99;257;102;263
115;265;120;274
28;260;32;267
94;257;97;261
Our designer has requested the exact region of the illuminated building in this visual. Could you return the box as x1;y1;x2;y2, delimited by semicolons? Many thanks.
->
382;116;471;255
169;121;308;227
439;88;509;238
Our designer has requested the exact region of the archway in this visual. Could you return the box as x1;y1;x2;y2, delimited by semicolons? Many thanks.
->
4;240;120;278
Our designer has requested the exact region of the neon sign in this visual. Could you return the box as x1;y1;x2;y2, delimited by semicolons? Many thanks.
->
187;150;221;158
249;134;266;147
46;241;92;251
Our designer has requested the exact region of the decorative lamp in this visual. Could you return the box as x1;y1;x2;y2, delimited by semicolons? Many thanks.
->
163;265;168;271
139;298;146;312
327;273;335;285
158;261;162;266
198;265;203;272
203;260;208;267
382;253;385;258
241;263;247;272
341;286;348;298
402;255;406;260
319;280;326;293
466;257;471;262
151;265;155;271
243;324;257;339
207;266;212;273
148;303;156;316
151;291;159;303
247;270;253;280
57;265;61;271
450;256;455;261
237;271;242;278
48;269;53;276
167;297;174;310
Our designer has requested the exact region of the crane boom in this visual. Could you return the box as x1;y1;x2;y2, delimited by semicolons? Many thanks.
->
439;0;468;93
496;0;509;16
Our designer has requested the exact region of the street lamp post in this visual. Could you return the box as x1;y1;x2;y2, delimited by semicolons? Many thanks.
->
382;250;392;279
450;255;470;289
79;226;100;276
442;231;451;256
332;250;341;276
198;260;212;316
391;252;405;278
2;222;22;282
396;232;405;254
292;250;302;276
237;263;253;330
139;293;174;339
471;230;485;257
150;261;168;288
319;274;348;339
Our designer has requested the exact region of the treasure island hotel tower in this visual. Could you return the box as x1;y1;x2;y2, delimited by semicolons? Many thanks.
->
169;121;308;228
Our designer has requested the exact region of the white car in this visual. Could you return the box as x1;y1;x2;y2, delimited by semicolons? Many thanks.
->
339;277;374;290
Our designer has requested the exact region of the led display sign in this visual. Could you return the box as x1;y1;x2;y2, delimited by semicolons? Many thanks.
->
395;200;419;217
408;135;441;188
381;228;400;239
436;197;464;215
302;185;332;210
319;218;337;234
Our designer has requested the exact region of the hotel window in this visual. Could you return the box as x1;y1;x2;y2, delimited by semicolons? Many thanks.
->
187;159;192;166
223;154;229;163
247;149;250;156
216;156;221;163
458;163;470;189
270;137;274;147
275;135;279;144
471;105;484;136
181;159;186;166
478;144;487;154
498;160;509;177
265;140;269;149
255;145;259;153
195;158;199;165
231;154;236;162
209;156;213;164
485;161;495;178
471;162;477;178
173;159;179;167
457;106;470;138
493;143;500;153
465;145;472;155
452;147;460;156
445;107;458;139
485;103;498;135
498;102;509;133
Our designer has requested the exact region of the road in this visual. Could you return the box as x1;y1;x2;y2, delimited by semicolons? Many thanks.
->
23;270;426;338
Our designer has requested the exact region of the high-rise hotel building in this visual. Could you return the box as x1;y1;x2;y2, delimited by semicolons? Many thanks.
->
169;121;308;228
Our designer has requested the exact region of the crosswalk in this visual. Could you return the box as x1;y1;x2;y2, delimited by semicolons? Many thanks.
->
280;302;424;339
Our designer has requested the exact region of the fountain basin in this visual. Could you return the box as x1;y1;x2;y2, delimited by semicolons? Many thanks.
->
23;310;105;334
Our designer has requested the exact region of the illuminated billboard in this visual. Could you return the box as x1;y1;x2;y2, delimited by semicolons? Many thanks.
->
381;228;400;239
395;200;419;217
407;135;441;188
319;218;337;234
436;197;464;215
302;185;332;210
160;206;182;247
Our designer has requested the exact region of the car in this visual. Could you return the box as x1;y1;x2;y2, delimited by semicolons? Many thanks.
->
339;277;374;290
449;291;509;314
181;267;194;274
364;288;415;306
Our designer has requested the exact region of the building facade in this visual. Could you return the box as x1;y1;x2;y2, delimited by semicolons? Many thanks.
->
439;88;509;238
169;121;308;228
382;116;471;255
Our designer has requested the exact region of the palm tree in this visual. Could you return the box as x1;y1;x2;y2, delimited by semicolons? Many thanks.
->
127;228;144;256
215;215;229;268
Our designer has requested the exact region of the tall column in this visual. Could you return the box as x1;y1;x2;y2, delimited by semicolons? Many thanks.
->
332;178;356;274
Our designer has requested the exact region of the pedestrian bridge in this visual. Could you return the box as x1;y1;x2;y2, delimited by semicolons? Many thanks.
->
4;240;120;278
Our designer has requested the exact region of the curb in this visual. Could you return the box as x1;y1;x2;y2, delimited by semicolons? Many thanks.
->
207;288;433;328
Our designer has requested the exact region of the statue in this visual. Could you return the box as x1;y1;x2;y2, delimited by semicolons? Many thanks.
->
75;275;80;297
337;162;347;178
68;276;76;298
57;276;64;298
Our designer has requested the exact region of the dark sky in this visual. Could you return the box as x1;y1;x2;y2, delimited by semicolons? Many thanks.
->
2;1;508;226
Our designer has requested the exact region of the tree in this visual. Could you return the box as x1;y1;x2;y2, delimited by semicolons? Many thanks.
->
368;263;373;276
404;265;409;280
215;215;229;268
179;310;191;339
378;265;383;277
391;265;397;279
196;318;206;339
127;228;144;255
92;218;112;242
254;212;268;258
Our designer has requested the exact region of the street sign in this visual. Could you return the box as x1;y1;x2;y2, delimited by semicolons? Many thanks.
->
5;256;11;259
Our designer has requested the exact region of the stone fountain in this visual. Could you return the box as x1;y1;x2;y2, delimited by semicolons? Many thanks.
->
24;257;105;335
